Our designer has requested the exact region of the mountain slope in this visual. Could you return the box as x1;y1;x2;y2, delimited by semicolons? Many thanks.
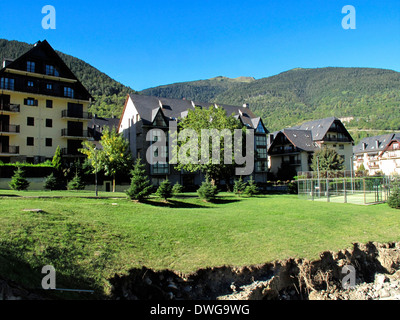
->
0;39;136;117
141;67;400;135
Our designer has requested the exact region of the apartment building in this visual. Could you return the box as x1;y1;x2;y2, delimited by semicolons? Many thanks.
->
118;94;269;186
268;117;354;179
0;40;92;164
354;133;400;176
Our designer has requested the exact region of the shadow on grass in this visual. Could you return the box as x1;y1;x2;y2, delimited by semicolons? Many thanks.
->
141;198;208;209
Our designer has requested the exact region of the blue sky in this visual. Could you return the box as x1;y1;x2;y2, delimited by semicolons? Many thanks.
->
1;0;399;90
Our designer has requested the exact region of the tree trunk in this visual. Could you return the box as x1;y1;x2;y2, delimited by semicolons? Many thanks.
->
113;175;116;193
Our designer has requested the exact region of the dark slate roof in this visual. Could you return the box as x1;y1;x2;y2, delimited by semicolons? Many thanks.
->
289;117;339;141
353;133;397;154
88;116;120;140
126;94;264;130
282;129;316;152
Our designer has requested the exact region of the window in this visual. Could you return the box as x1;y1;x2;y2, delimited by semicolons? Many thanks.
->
45;138;52;147
256;122;266;133
27;61;35;73
339;144;344;150
64;87;74;98
27;117;34;126
151;162;169;174
0;78;15;90
257;148;267;159
255;135;267;146
46;100;53;108
46;83;53;90
45;65;59;76
24;98;38;106
46;119;53;128
255;160;268;172
27;81;34;87
27;137;34;146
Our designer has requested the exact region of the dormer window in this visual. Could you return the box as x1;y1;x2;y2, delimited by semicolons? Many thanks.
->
27;61;35;73
45;64;59;77
64;87;74;98
256;122;265;133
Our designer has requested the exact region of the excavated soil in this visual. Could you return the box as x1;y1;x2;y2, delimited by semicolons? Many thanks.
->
1;241;400;300
109;242;400;300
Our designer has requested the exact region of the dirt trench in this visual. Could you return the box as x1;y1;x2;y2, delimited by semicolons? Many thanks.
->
109;241;400;300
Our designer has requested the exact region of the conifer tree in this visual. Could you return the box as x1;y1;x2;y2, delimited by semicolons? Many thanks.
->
126;158;153;201
9;166;30;191
156;179;173;201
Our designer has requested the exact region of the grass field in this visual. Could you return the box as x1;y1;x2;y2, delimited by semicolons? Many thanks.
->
0;190;399;298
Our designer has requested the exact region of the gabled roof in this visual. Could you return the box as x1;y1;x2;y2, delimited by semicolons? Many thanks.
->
353;133;396;154
268;129;316;152
120;93;266;130
0;40;93;101
289;117;353;142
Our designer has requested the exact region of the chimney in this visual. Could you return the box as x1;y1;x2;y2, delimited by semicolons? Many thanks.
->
362;142;367;150
2;58;14;68
375;140;379;149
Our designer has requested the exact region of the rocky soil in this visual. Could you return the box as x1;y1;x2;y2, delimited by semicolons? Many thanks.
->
1;241;400;300
110;241;400;300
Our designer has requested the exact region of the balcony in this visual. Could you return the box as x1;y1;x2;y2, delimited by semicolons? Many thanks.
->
368;163;380;169
322;136;351;142
269;146;301;155
61;110;92;120
0;104;20;114
282;160;302;166
61;129;90;139
0;124;20;135
0;145;19;156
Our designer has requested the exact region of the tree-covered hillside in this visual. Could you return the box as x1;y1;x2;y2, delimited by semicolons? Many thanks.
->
141;67;400;135
0;39;135;117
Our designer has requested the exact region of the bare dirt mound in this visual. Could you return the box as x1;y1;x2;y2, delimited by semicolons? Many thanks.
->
109;241;400;300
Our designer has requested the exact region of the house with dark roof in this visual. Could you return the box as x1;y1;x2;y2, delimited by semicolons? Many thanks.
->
118;94;269;186
268;117;354;179
354;133;400;175
0;40;93;164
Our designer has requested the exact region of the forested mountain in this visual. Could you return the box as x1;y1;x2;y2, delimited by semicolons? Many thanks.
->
0;39;135;117
141;67;400;140
2;39;398;144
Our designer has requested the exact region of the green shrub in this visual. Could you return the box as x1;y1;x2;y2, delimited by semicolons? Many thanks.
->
287;181;298;194
233;177;247;197
9;167;30;191
172;182;184;195
44;173;59;190
197;178;218;202
244;177;259;197
126;159;152;201
156;179;173;201
67;173;86;191
388;183;400;209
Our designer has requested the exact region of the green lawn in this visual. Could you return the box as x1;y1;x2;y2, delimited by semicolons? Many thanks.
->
0;191;399;298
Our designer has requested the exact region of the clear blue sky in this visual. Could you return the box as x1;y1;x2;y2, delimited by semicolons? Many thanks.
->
1;0;399;90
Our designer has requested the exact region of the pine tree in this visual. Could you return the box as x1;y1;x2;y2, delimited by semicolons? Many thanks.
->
244;176;259;197
197;178;218;202
172;182;184;195
126;158;153;201
233;177;247;197
156;179;173;201
67;173;86;191
52;146;62;173
9;167;30;191
43;173;59;190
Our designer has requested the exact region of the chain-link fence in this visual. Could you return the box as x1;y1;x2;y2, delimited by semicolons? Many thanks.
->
297;171;395;205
